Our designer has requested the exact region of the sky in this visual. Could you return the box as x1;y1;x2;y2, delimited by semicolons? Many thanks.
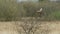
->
17;0;39;2
49;0;60;1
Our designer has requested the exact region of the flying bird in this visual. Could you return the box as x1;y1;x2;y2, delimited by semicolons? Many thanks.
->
37;8;43;12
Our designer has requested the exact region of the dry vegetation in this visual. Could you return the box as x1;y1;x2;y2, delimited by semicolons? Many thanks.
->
0;0;60;34
0;21;60;34
0;22;19;34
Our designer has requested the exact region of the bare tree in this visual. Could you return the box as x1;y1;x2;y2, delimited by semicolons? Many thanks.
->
18;18;40;34
17;8;43;34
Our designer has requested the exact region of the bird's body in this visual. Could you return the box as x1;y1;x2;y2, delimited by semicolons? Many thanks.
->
36;8;43;17
37;8;43;12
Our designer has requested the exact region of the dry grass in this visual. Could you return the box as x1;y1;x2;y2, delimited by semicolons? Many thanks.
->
0;22;19;34
0;21;60;34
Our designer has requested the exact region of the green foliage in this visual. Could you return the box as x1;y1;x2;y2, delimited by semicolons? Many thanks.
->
52;11;60;20
0;0;18;21
22;3;40;17
39;0;44;1
0;0;60;21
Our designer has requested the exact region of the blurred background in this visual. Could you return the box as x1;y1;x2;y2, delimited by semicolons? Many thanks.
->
0;0;60;21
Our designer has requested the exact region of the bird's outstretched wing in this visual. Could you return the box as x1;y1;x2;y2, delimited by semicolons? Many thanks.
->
40;8;42;12
37;8;43;12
